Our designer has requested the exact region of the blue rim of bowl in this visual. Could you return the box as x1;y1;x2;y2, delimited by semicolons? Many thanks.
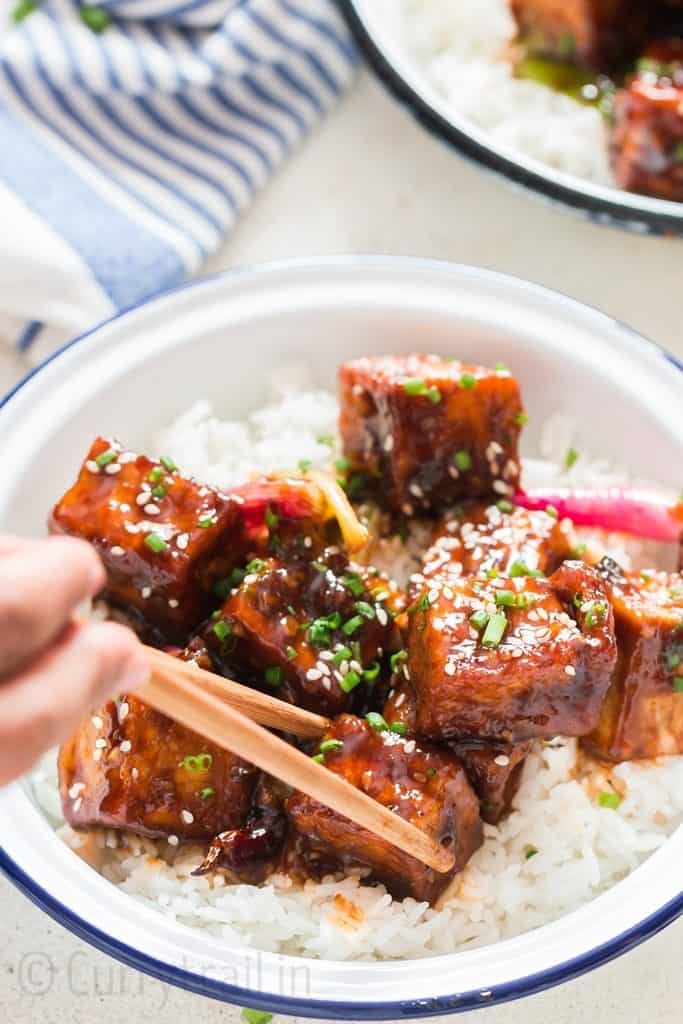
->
339;0;683;237
0;257;682;1018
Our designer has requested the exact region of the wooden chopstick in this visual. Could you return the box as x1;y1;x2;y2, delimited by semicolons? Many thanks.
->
139;665;455;875
144;645;329;739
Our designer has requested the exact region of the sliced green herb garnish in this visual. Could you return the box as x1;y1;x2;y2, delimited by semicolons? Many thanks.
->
95;447;117;467
264;666;283;688
515;411;528;426
197;515;215;529
494;589;516;607
402;378;441;403
340;669;362;693
144;532;168;553
598;791;621;810
545;505;558;519
246;558;266;575
181;753;212;772
564;447;579;470
332;645;353;666
584;600;607;628
335;456;350;472
470;609;490;631
496;499;514;513
264;504;279;530
148;466;164;484
12;0;38;22
317;434;335;447
525;846;538;860
454;450;472;472
160;455;177;472
343;615;364;636
482;611;507;648
151;484;166;500
319;739;344;754
365;711;388;732
459;372;476;389
354;601;375;620
363;661;380;682
389;721;407;735
342;572;365;597
390;649;407;672
673;676;683;694
571;543;587;559
213;619;232;643
79;4;111;31
311;753;325;765
200;787;215;799
241;1011;272;1024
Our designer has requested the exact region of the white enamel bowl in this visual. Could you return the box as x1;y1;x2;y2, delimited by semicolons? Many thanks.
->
0;258;681;1018
342;2;683;237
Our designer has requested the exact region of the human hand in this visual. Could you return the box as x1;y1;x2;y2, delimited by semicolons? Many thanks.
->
0;535;149;786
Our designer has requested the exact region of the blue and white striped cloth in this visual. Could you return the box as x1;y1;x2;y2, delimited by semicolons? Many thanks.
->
0;0;357;358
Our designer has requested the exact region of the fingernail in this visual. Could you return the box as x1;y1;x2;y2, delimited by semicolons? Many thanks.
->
120;651;150;693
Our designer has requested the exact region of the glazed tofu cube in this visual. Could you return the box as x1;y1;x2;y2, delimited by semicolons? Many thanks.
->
416;501;573;591
59;694;258;840
407;561;617;743
339;355;523;515
450;740;531;825
51;438;242;639
205;550;400;717
610;46;683;201
510;0;648;70
285;714;483;903
383;681;529;824
583;563;683;761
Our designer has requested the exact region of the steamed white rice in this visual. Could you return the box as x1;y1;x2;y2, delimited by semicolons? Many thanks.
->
381;0;614;186
30;377;682;962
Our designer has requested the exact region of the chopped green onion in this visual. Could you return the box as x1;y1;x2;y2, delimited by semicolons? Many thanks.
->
286;646;297;661
459;372;476;389
674;142;683;163
545;505;558;519
343;615;364;636
402;378;441;403
264;666;283;688
525;846;538;860
515;411;529;426
340;669;362;693
673;676;683;694
418;593;431;613
246;558;266;575
509;561;531;578
494;589;516;607
470;608;490;631
584;600;607;628
200;788;215;799
335;456;350;472
320;739;344;754
482;611;507;648
151;484;166;500
332;645;353;666
564;447;580;470
144;532;168;554
571;543;587;559
454;450;472;472
264;504;279;530
494;362;509;375
213;619;232;643
95;448;118;468
197;515;215;529
667;652;682;670
181;753;212;772
390;649;407;672
241;1012;272;1024
311;753;325;765
346;474;366;499
79;4;111;31
598;791;621;810
496;499;514;513
486;569;499;579
317;434;335;447
363;661;380;682
297;459;312;473
365;712;388;732
148;467;164;484
213;577;232;600
160;455;177;472
354;601;375;620
342;573;365;597
389;721;407;735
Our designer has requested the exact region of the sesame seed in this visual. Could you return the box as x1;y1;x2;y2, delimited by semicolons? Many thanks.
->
316;660;331;677
306;668;323;681
352;384;364;396
448;466;459;480
402;503;415;517
136;493;149;506
512;648;524;658
68;782;85;799
168;598;179;609
110;546;125;558
384;435;394;452
409;482;424;499
445;662;456;677
319;650;335;662
118;452;136;464
144;503;160;516
428;589;439;604
118;701;129;722
131;767;139;780
565;665;576;676
72;797;83;813
377;608;388;626
350;660;362;674
124;522;139;534
168;834;179;846
141;586;151;599
93;749;102;762
85;460;100;474
404;740;416;754
119;503;131;513
493;480;512;495
95;738;107;749
494;755;510;767
303;536;312;548
120;740;132;753
180;810;194;825
105;463;122;475
91;715;103;729
395;693;405;708
176;533;189;550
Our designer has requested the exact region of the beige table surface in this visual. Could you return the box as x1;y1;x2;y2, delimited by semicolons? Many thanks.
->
0;72;681;1022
